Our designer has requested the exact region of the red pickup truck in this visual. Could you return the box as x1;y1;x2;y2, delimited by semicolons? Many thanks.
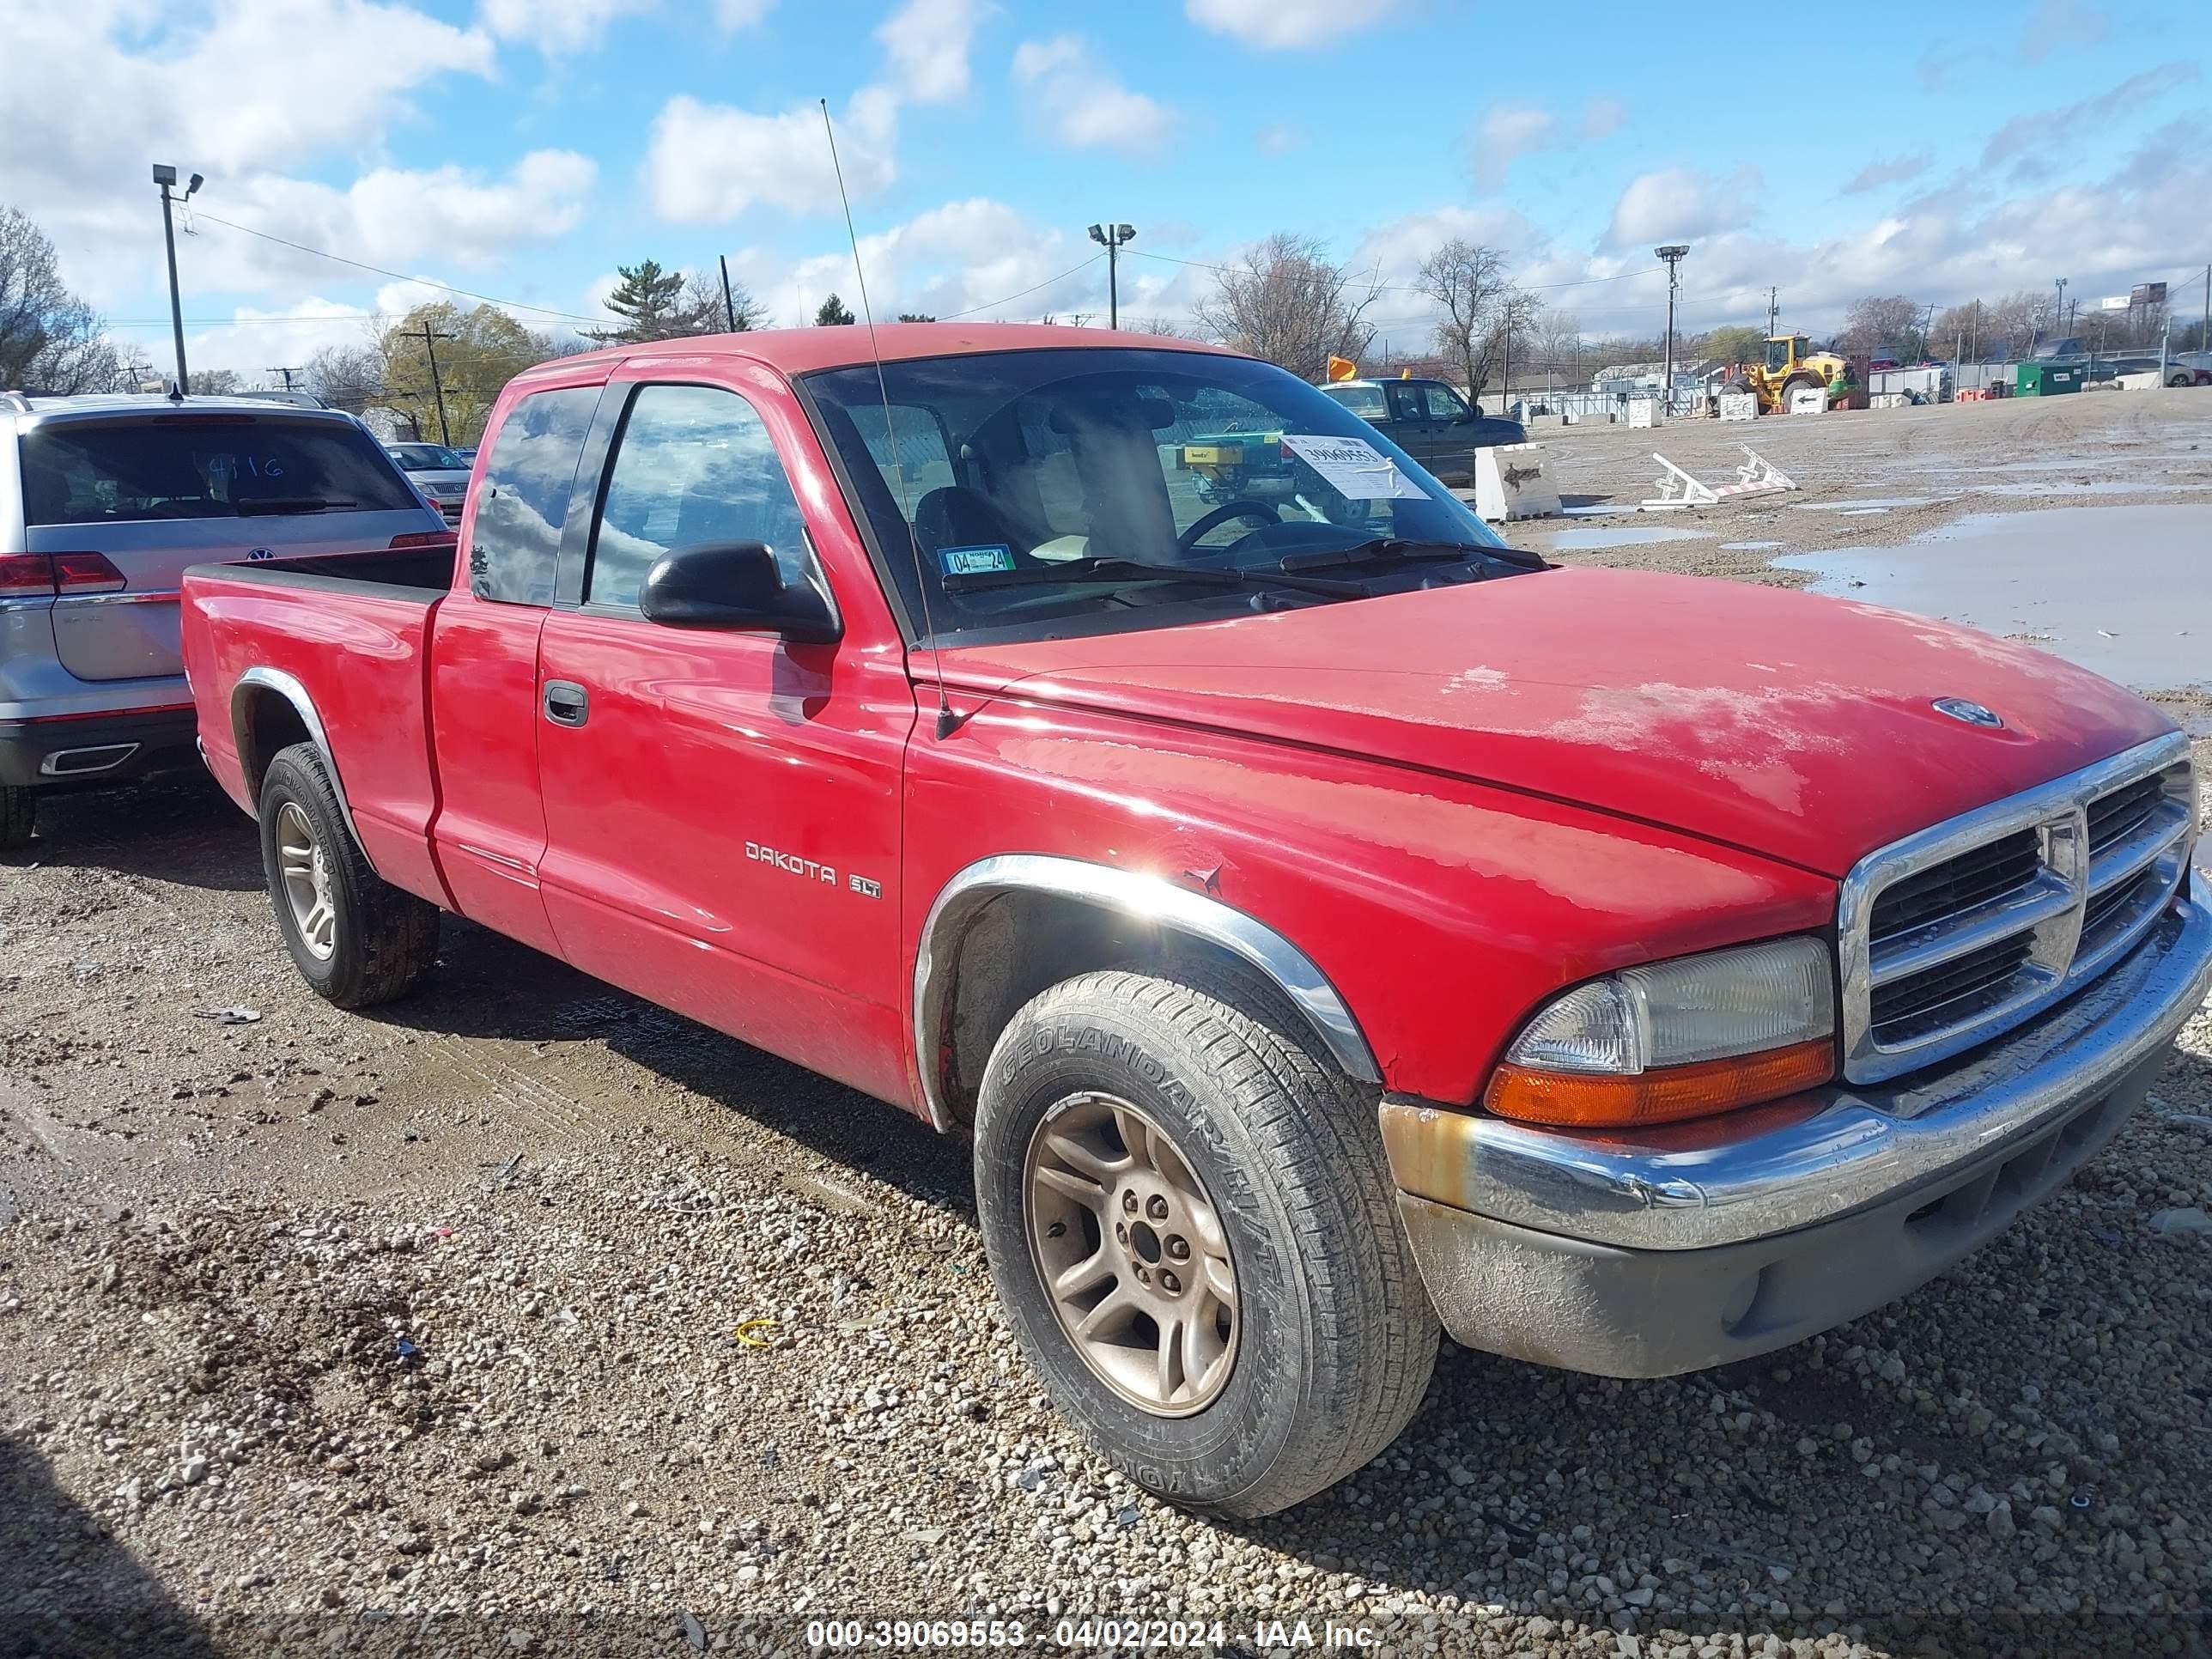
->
181;325;2209;1518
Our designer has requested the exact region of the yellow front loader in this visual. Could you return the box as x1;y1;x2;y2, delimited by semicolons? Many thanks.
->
1740;334;1850;413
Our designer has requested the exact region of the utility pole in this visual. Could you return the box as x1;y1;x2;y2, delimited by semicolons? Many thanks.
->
2054;276;2068;342
151;164;204;394
1086;222;1135;329
413;324;456;447
1655;245;1689;411
268;366;305;392
1766;286;1778;338
718;255;738;331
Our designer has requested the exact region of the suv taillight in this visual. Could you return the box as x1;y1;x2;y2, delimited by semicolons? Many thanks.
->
51;552;126;592
0;552;125;595
0;554;52;594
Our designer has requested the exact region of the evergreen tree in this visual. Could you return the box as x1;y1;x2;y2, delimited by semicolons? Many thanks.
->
588;261;716;343
814;294;858;326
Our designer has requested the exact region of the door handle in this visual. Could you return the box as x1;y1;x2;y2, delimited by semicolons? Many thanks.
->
543;680;589;727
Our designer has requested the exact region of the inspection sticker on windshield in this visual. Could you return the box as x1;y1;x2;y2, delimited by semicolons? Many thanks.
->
938;544;1015;575
1279;434;1425;499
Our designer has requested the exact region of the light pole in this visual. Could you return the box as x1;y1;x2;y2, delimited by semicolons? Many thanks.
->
152;164;203;394
2054;277;2068;344
1086;222;1135;329
1655;245;1689;410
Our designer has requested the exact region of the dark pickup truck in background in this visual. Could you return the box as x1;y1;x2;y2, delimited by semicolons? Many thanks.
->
1316;375;1526;483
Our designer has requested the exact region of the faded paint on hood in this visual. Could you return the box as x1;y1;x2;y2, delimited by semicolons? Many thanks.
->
932;567;2173;878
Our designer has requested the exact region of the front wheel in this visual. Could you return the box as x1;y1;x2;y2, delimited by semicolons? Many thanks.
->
973;966;1437;1517
258;743;439;1007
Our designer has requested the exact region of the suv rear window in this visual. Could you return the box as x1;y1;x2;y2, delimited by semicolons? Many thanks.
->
20;416;419;526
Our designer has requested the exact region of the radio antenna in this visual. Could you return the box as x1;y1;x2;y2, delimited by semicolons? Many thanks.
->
820;98;957;740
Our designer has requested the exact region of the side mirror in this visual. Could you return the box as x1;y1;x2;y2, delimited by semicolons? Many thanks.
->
638;540;841;643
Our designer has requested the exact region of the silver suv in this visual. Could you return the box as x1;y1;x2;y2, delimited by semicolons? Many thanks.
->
1;392;451;845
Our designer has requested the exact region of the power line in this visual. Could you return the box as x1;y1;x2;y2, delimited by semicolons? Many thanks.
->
188;210;605;324
936;253;1106;319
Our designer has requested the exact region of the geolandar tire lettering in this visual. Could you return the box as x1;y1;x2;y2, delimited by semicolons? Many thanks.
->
256;743;440;1009
971;963;1437;1518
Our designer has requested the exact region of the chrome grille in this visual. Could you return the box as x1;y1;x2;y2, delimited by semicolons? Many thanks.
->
1839;733;2197;1085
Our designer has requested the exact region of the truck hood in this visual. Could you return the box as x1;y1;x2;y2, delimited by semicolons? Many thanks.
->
933;566;2173;878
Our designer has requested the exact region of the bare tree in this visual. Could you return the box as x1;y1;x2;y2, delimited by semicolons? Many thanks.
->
1836;295;1923;359
0;205;125;393
1981;290;2047;356
1193;233;1381;380
1127;316;1188;339
1417;240;1511;398
684;270;766;332
303;342;386;413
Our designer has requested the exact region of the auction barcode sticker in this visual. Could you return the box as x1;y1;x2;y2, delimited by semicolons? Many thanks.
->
1278;433;1425;499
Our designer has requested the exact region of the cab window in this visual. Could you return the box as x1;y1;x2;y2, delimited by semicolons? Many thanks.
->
1420;384;1474;422
586;384;815;611
470;386;599;605
1322;383;1387;419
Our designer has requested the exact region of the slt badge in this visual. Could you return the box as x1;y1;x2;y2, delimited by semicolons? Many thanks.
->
1931;697;2004;730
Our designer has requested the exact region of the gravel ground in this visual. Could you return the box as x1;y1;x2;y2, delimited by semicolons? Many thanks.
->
4;392;2212;1659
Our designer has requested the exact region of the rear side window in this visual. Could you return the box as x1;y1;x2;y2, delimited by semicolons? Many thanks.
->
20;416;417;526
586;384;812;611
469;386;599;605
1323;383;1387;419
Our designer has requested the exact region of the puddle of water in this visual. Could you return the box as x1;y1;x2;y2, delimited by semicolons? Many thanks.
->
1559;503;1636;517
1972;480;2197;497
1547;525;1716;550
1772;503;2212;689
1721;540;1785;550
1793;496;1941;511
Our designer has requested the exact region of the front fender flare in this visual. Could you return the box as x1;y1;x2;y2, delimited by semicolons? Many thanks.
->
912;854;1379;1131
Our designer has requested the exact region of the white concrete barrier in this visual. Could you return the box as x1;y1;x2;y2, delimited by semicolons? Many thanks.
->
1788;386;1828;415
2117;371;2164;391
1473;443;1561;522
1627;398;1662;428
1718;392;1758;422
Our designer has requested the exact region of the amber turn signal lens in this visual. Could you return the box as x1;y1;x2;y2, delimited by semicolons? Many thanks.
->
1483;1038;1837;1129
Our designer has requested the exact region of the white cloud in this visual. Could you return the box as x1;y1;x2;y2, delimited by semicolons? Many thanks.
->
1602;166;1764;250
1842;154;1931;194
1012;35;1176;156
1473;106;1553;189
1981;62;2197;168
877;0;993;103
1184;0;1395;49
1579;97;1626;141
478;0;654;51
1;0;500;301
1255;122;1304;157
645;88;899;223
716;0;775;26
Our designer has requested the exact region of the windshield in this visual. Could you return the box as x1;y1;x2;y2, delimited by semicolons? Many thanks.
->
389;443;469;471
804;347;1514;644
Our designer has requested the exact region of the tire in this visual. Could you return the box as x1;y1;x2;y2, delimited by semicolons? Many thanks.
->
0;786;34;849
2169;373;2191;389
973;963;1438;1518
257;743;438;1007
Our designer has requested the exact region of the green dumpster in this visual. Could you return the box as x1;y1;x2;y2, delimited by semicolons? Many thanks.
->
2016;362;2083;396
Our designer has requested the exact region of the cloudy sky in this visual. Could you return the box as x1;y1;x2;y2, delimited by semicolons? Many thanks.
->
9;0;2208;381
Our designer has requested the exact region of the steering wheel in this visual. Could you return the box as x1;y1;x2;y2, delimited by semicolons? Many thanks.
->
1177;499;1280;555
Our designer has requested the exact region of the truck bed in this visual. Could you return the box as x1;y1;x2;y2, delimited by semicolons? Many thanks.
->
183;543;457;600
181;545;453;905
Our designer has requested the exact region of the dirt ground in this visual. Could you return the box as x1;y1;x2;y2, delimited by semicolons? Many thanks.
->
3;389;2210;1659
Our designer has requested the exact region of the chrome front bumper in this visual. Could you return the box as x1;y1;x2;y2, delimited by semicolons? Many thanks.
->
1382;887;2211;1376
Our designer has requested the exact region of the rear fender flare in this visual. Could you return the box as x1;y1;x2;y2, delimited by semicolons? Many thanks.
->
229;666;374;869
913;853;1379;1132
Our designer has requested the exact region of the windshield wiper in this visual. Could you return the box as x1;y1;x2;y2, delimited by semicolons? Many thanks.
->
1274;537;1547;574
940;556;1368;598
234;495;357;515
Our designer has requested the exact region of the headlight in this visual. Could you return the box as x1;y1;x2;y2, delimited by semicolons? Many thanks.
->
1486;937;1837;1128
